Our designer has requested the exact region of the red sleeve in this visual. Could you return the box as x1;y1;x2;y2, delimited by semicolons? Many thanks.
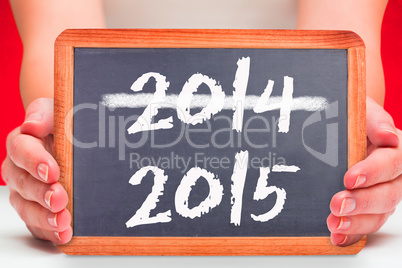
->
0;0;25;185
382;0;402;129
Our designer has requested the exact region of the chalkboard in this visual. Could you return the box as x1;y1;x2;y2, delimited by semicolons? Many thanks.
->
54;29;366;255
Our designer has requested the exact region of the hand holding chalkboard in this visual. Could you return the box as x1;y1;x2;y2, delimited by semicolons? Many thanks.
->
327;97;401;247
54;29;366;255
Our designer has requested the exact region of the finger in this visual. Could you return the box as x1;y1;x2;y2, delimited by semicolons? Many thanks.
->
4;157;68;212
20;98;54;137
330;233;365;247
9;190;71;232
27;225;72;245
344;147;402;189
330;179;402;216
327;210;395;235
366;97;399;147
1;157;9;185
6;130;59;184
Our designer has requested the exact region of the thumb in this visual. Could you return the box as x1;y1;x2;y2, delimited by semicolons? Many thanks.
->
20;98;54;137
367;97;399;147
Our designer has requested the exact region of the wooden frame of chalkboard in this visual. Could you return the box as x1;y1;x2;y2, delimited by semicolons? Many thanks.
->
54;29;366;255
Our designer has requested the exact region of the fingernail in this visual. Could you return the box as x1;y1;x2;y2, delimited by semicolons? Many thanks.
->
380;123;398;138
339;198;356;215
24;113;42;124
44;190;54;209
331;234;348;246
37;164;48;182
337;217;351;231
353;174;366;189
48;213;58;228
54;232;61;241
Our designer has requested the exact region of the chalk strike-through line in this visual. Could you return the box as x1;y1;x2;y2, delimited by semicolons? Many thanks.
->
101;93;328;112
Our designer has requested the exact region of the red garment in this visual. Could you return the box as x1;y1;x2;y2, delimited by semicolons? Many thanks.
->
383;0;402;128
0;0;24;185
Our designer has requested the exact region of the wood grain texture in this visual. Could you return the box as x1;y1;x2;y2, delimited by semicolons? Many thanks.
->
55;29;364;49
54;29;366;255
347;47;367;169
54;44;74;217
57;236;366;256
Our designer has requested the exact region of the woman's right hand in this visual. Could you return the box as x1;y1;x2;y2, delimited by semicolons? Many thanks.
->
1;98;72;244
